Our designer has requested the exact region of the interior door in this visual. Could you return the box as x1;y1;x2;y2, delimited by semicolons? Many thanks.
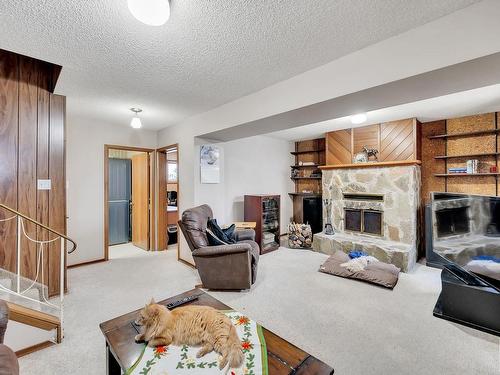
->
108;158;131;245
132;153;149;250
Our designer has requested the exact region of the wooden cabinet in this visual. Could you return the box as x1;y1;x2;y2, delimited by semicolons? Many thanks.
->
244;195;280;254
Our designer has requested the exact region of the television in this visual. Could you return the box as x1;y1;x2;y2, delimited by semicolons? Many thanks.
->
429;192;500;336
430;192;500;286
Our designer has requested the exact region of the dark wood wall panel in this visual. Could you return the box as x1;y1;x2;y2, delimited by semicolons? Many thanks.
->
0;49;66;295
326;129;351;165
352;124;379;155
37;66;51;283
0;50;19;273
18;56;39;280
48;95;66;296
380;119;416;161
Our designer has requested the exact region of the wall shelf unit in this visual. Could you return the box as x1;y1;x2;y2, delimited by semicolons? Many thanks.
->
425;112;500;196
290;149;325;155
290;164;320;168
434;173;500;177
428;128;500;139
434;152;500;159
288;192;322;197
289;138;325;232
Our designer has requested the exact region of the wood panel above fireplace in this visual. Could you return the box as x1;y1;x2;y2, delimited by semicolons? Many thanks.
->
325;118;421;165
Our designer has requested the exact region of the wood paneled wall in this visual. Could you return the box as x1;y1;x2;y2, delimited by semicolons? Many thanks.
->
326;118;419;165
0;49;65;296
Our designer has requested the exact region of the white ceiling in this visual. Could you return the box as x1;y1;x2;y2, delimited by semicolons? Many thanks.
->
268;84;500;141
0;0;480;130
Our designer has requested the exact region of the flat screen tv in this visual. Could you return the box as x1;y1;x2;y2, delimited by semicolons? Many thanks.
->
430;192;500;290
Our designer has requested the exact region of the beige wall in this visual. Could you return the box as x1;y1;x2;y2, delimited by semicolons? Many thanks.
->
66;118;157;266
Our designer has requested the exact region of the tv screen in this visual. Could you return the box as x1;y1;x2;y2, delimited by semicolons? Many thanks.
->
430;192;500;284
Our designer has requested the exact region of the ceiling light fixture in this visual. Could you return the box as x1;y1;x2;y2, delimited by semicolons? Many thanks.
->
130;108;143;129
350;113;367;125
128;0;170;26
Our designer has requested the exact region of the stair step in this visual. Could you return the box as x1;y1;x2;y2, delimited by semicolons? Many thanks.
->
5;301;61;343
0;290;59;317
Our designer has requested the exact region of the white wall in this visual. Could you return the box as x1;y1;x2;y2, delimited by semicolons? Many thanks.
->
223;136;294;230
66;118;157;266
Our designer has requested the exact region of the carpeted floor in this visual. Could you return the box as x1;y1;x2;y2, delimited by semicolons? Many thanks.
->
18;244;499;374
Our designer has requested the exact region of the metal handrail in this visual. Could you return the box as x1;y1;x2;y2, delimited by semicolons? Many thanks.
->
0;203;77;254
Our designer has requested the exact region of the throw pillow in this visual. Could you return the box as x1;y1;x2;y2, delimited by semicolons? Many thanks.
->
207;219;236;244
206;228;230;246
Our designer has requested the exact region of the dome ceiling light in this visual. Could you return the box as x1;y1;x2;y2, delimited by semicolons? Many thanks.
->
128;0;170;26
350;113;367;125
130;108;143;129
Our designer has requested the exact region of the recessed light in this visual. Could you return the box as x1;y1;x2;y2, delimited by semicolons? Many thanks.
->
130;108;143;129
350;113;367;125
128;0;170;26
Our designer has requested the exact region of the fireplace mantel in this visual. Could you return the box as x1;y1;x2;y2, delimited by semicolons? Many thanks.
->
320;160;421;170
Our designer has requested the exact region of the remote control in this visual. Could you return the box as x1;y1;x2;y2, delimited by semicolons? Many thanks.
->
131;321;141;334
166;294;199;309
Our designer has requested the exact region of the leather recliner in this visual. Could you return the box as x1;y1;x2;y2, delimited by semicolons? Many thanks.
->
178;205;259;290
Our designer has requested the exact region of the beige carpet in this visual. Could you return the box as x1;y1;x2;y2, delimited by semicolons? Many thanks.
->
18;244;499;374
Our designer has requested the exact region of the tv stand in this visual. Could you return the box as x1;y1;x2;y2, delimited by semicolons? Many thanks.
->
433;266;500;336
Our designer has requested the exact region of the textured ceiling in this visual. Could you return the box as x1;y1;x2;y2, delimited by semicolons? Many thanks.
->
0;0;480;129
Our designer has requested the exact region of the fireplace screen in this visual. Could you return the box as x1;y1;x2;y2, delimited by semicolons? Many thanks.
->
345;209;382;235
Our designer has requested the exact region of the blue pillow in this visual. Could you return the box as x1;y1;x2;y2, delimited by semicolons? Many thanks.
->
349;250;368;259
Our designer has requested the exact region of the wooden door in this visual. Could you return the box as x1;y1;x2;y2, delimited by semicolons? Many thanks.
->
132;153;149;250
157;151;167;250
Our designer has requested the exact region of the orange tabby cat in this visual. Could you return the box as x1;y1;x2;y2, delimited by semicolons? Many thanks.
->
135;299;244;370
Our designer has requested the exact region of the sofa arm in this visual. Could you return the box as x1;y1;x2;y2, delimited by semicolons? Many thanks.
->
192;243;252;257
234;229;255;242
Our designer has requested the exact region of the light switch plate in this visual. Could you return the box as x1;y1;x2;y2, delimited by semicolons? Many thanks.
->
37;179;51;190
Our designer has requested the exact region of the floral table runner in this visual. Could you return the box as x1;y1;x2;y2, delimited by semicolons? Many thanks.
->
126;311;268;375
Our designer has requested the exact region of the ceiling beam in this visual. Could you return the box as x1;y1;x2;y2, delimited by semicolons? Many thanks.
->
199;51;500;142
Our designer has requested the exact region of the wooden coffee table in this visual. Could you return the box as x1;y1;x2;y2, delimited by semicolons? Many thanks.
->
100;289;334;374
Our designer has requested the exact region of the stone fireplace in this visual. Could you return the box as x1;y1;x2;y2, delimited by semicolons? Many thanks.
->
313;161;421;271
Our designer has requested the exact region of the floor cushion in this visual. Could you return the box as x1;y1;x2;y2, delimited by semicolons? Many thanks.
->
319;251;400;289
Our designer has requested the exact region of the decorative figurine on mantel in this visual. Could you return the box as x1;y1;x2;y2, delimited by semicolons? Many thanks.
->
353;146;379;163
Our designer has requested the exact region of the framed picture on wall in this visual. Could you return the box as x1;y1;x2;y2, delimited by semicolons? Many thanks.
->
200;145;220;184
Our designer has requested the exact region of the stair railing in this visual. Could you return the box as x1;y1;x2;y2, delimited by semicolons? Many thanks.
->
0;203;77;340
